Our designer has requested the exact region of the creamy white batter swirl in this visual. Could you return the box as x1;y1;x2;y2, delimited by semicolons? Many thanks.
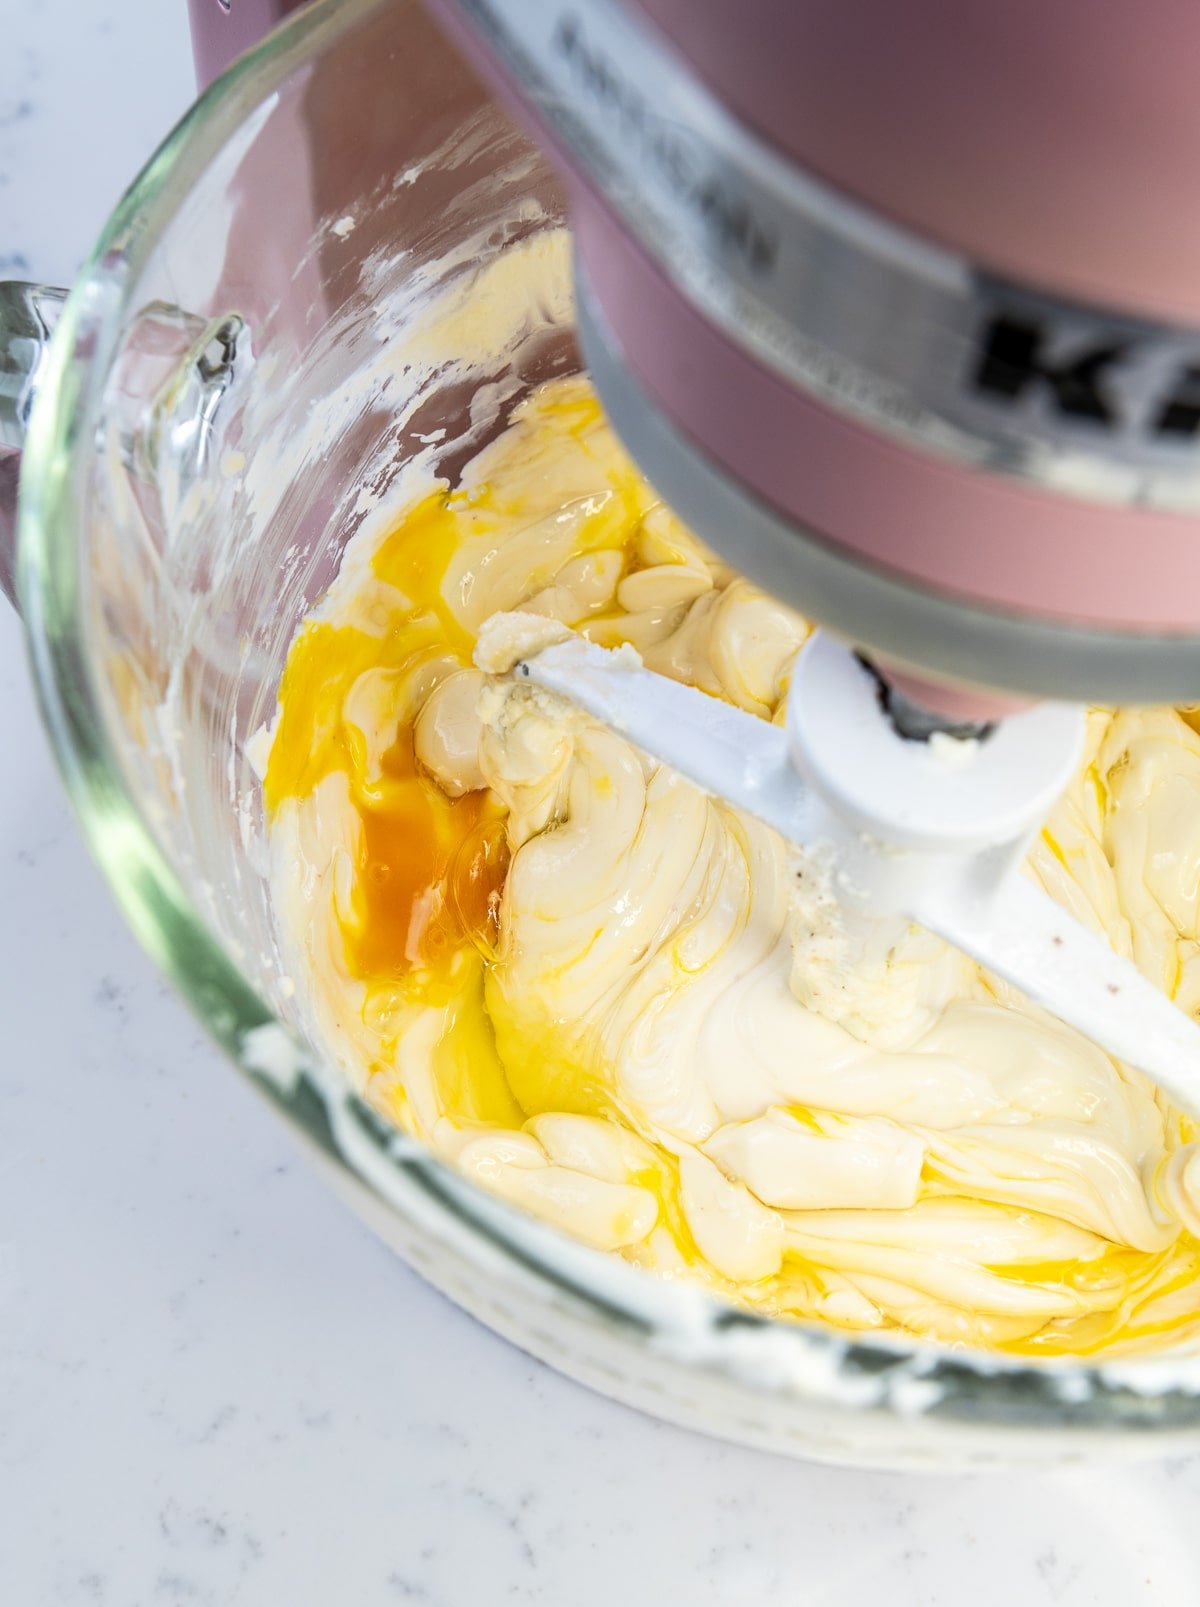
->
266;353;1200;1359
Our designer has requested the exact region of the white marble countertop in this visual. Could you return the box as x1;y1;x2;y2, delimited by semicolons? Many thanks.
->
4;5;1200;1603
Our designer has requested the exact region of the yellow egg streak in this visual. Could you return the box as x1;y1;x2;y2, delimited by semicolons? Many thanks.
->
264;391;655;1127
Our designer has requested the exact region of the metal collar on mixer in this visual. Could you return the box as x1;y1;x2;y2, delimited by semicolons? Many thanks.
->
574;264;1200;707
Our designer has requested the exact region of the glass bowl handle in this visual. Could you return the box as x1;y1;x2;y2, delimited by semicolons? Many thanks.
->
0;281;67;608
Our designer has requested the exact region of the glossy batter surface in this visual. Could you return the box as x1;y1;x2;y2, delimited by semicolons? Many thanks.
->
264;375;1200;1359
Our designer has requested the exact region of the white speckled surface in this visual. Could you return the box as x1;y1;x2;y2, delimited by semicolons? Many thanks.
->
4;5;1200;1603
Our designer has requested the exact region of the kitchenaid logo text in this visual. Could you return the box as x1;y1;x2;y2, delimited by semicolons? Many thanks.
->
974;312;1200;439
553;14;778;275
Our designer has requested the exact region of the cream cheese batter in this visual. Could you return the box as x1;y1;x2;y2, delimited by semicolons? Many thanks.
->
263;363;1200;1360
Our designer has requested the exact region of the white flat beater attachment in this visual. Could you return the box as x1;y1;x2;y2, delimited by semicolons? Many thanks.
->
497;628;1200;1116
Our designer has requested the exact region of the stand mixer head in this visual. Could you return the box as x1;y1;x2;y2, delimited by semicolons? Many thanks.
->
188;0;1200;1099
190;0;1200;709
418;0;1200;714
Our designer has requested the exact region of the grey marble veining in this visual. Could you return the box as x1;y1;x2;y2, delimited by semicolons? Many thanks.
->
4;4;1200;1603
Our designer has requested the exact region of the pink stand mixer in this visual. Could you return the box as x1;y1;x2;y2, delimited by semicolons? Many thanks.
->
184;0;1200;1100
189;0;1200;711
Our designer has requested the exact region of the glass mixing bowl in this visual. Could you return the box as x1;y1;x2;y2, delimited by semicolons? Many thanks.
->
7;0;1200;1469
